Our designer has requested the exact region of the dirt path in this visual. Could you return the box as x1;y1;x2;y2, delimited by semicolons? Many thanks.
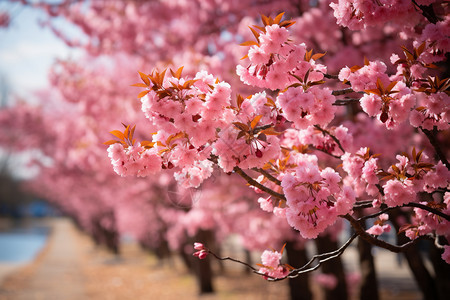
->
0;218;86;300
0;218;422;300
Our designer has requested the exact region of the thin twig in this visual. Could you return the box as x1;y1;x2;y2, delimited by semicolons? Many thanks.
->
404;202;450;222
313;125;345;153
310;146;342;159
342;214;419;253
269;233;359;281
358;206;395;221
208;251;259;272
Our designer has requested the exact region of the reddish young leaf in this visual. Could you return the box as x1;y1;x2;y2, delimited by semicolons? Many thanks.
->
274;12;285;24
131;83;148;88
250;115;262;129
137;90;150;98
138;71;150;86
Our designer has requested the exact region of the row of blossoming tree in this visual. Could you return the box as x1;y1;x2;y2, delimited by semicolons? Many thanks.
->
0;0;449;299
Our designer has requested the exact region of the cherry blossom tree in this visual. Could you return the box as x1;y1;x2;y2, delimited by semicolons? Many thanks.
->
103;4;449;300
1;1;449;299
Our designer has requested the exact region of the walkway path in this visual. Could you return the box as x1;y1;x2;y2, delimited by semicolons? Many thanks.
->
0;217;425;300
0;218;86;300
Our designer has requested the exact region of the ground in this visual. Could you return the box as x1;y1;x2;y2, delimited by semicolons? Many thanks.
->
0;218;420;300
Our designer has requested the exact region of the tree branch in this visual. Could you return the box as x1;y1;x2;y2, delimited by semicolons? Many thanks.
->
324;73;339;80
358;206;394;221
353;200;374;208
411;0;439;24
233;166;286;201
313;125;346;153
331;88;357;96
276;233;358;281
206;233;359;281
310;145;342;159
342;214;420;253
420;127;449;170
333;98;360;106
208;251;260;272
252;167;282;186
404;202;450;222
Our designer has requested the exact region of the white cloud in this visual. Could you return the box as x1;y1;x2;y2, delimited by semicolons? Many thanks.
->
0;41;69;64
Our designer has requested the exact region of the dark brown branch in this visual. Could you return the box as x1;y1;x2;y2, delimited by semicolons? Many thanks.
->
342;214;419;253
278;233;358;280
252;168;282;186
411;0;439;24
358;206;394;221
420;127;449;170
233;166;286;201
208;251;259;272
206;233;358;281
331;88;356;96
354;200;375;208
324;73;339;80
253;124;273;134
313;125;345;153
333;98;360;106
404;202;450;222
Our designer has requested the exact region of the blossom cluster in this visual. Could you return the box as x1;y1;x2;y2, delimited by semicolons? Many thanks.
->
281;154;355;239
104;12;449;265
340;60;416;129
366;213;391;236
236;16;327;92
381;154;449;207
404;192;450;263
193;242;208;259
410;92;450;131
281;125;352;157
330;0;420;30
341;147;380;197
276;86;337;129
258;249;290;279
107;142;162;177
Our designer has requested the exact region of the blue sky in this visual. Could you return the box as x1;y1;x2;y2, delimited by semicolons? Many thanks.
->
0;2;83;178
0;2;82;105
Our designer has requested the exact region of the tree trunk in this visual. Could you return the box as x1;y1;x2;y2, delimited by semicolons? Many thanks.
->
285;241;313;300
428;238;450;300
315;235;348;300
357;237;379;300
390;210;438;300
244;249;252;275
193;229;214;294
